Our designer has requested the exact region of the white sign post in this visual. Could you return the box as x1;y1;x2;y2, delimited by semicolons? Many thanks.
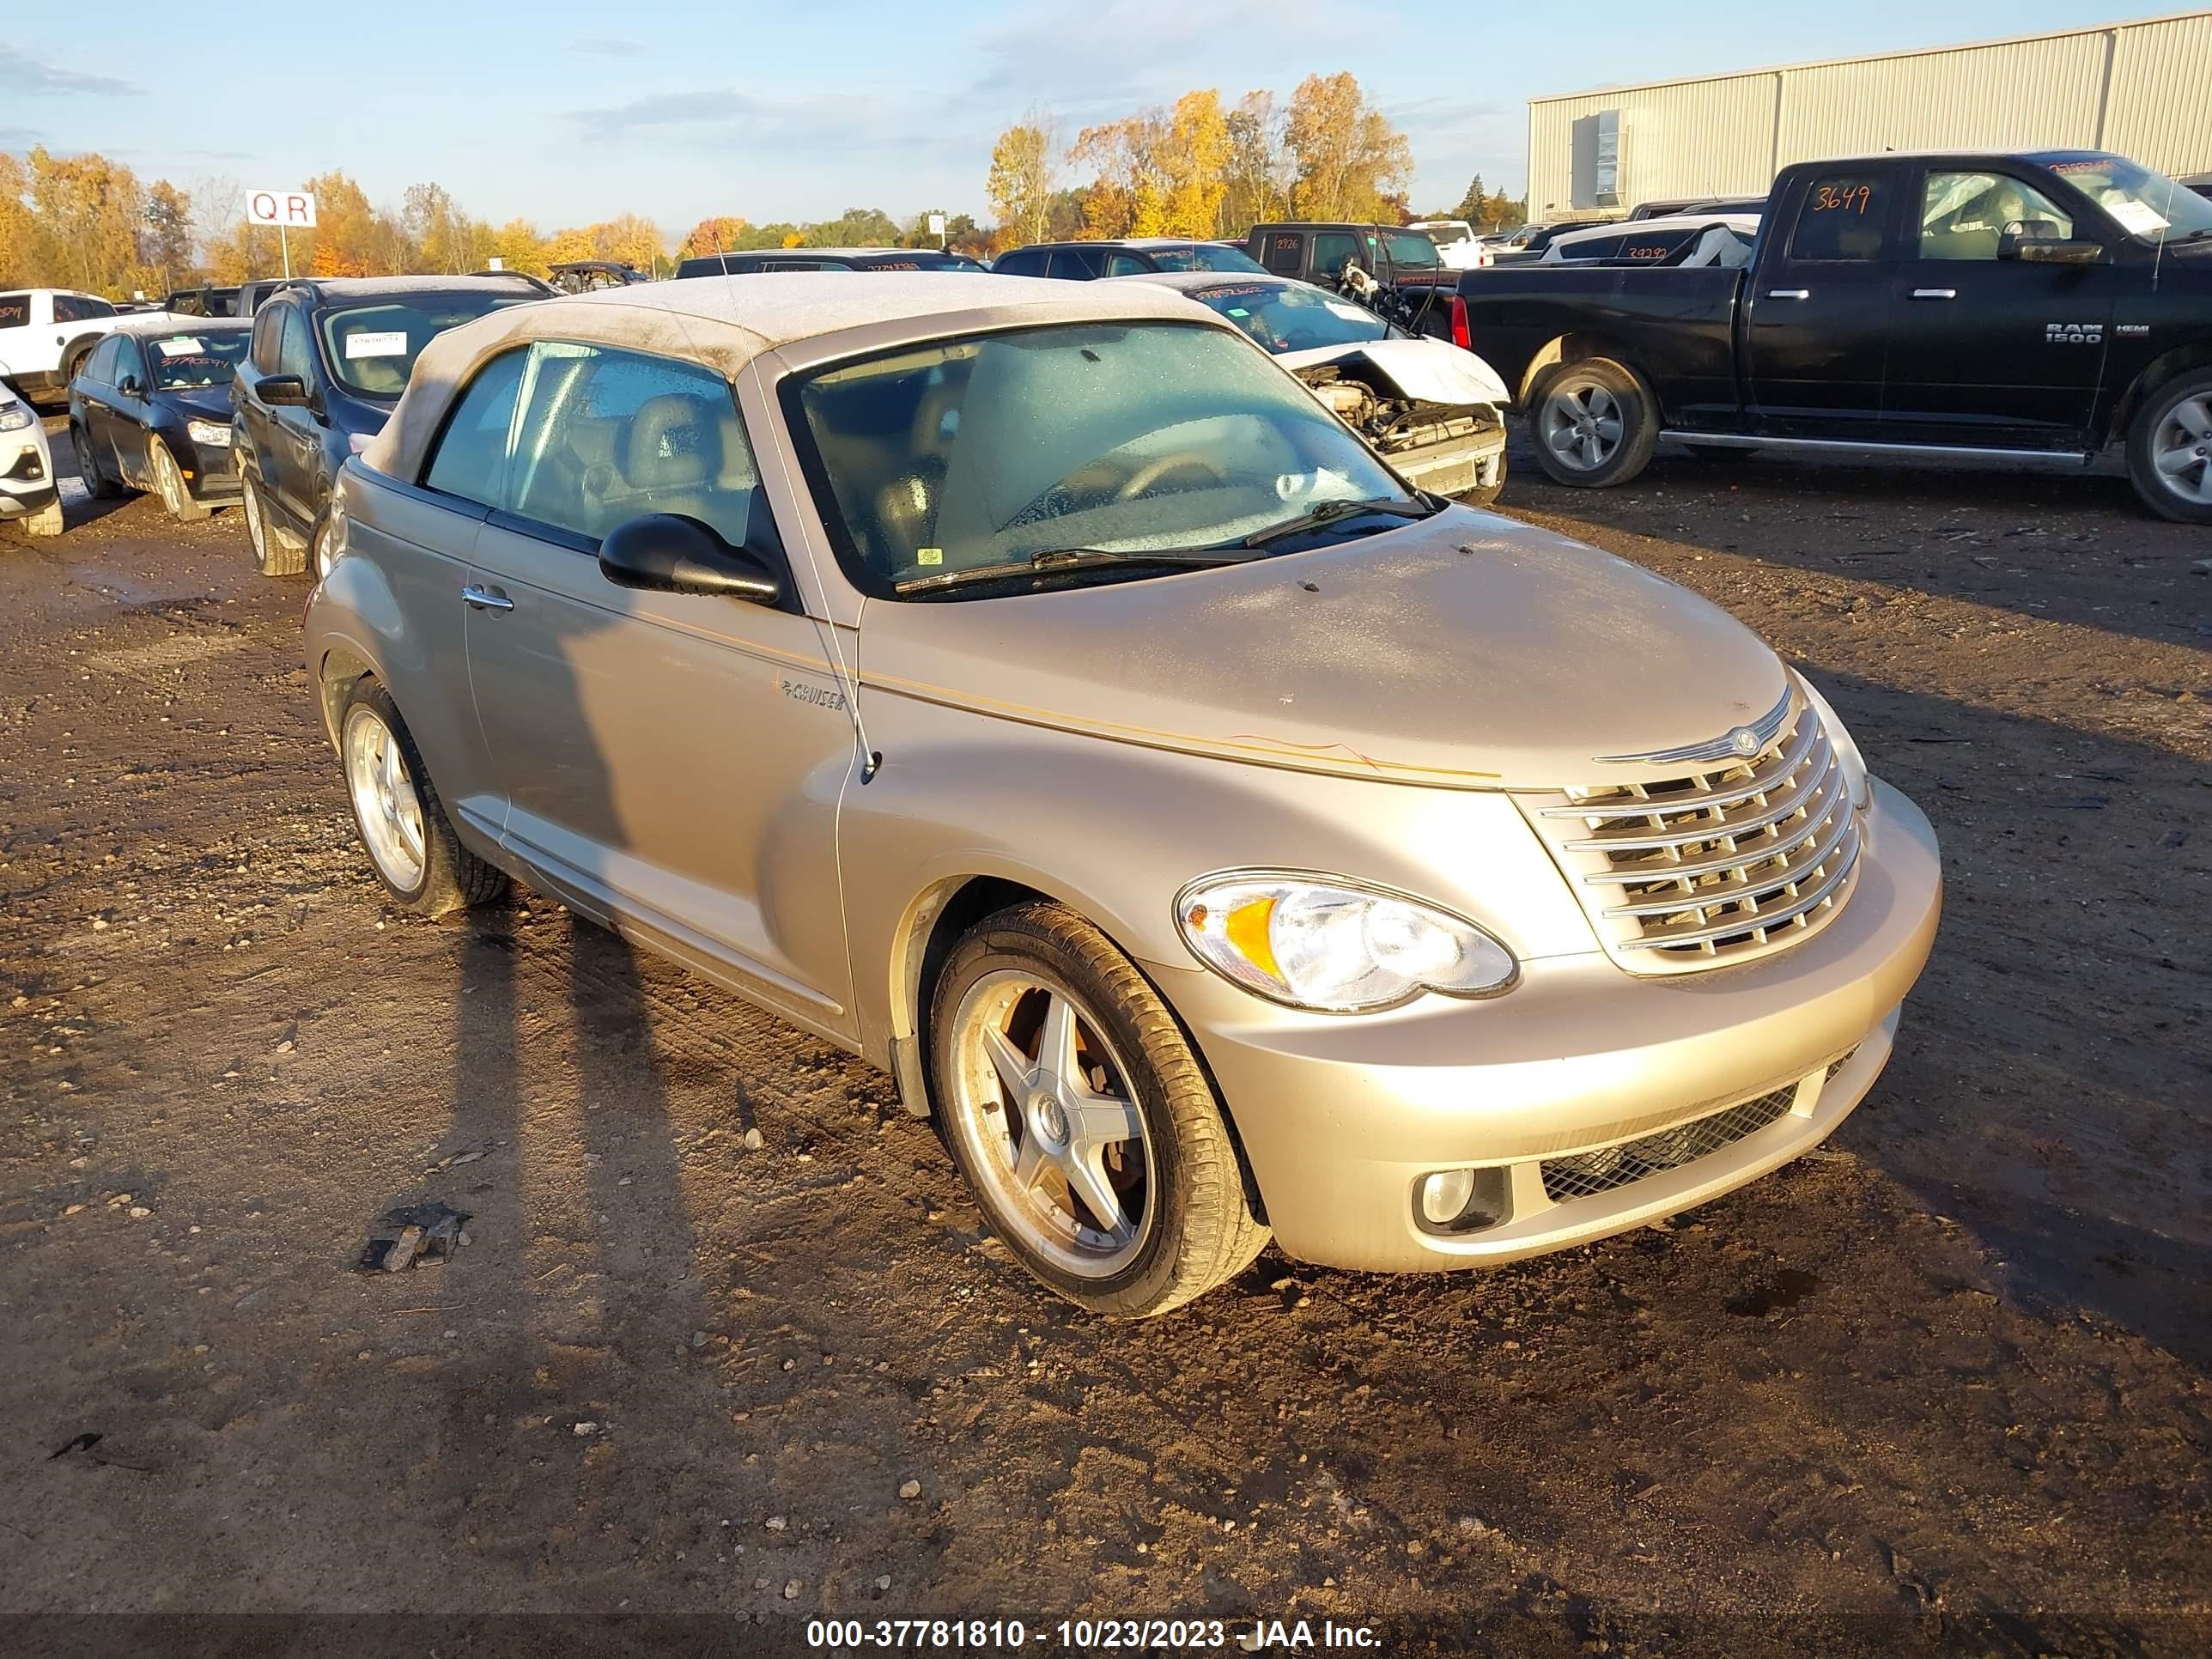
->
246;190;318;279
928;212;947;250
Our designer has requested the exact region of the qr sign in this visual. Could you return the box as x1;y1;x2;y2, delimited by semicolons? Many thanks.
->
246;191;317;228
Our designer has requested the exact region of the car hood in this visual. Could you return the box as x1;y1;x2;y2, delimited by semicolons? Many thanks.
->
1275;337;1510;409
854;507;1789;791
160;386;233;422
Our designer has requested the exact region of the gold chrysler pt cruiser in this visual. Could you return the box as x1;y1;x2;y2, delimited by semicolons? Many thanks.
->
306;274;1942;1316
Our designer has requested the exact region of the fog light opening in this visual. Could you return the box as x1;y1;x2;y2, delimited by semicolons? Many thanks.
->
1414;1166;1510;1236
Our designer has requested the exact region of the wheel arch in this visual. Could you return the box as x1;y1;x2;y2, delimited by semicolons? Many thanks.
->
314;644;380;750
1516;330;1656;408
2106;343;2212;451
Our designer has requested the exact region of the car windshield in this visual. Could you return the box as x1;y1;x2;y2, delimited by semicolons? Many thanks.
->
1142;244;1270;274
318;294;537;397
1184;281;1392;353
1382;230;1442;270
147;331;249;389
2044;156;2212;244
791;320;1416;599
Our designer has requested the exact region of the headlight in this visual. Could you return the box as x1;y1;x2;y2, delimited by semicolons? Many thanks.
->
186;419;231;448
1175;872;1516;1012
0;404;33;432
1793;672;1870;811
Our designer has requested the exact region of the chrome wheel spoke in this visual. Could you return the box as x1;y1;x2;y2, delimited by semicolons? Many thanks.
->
1060;1146;1133;1243
2172;397;2211;441
2154;442;2197;476
1008;1125;1048;1194
1035;992;1079;1085
981;1024;1033;1103
1586;386;1615;420
1593;416;1623;445
1066;1087;1142;1155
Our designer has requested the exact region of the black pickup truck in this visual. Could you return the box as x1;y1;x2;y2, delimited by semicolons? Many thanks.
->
1456;150;2212;522
1245;222;1460;334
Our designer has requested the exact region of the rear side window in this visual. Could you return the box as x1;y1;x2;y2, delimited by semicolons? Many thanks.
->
52;294;117;323
1104;252;1151;276
1554;234;1624;261
1260;232;1304;274
0;294;29;329
1788;173;1889;261
992;248;1048;276
424;349;527;507
504;342;763;546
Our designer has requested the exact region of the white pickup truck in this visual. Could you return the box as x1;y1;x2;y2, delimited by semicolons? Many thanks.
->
0;288;149;404
1405;221;1494;270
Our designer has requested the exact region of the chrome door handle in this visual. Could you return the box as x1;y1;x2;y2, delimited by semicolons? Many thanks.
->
1910;288;1958;300
1766;289;1811;300
460;584;514;612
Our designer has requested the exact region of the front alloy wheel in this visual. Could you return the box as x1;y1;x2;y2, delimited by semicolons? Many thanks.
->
343;702;429;896
930;902;1268;1317
1528;357;1658;489
947;969;1157;1277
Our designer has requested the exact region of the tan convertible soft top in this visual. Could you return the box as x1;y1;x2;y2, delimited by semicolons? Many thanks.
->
363;271;1223;483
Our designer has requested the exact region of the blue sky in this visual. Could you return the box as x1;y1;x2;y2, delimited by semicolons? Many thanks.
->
1;1;2185;234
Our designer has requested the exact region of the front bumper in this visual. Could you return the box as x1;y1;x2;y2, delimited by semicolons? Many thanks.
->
173;432;240;501
1151;777;1942;1272
1389;417;1506;498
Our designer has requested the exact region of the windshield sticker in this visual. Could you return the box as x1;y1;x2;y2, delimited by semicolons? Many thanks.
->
1195;283;1271;301
344;331;410;360
1323;301;1372;322
2106;199;2170;234
156;337;204;356
916;547;944;567
1225;307;1249;317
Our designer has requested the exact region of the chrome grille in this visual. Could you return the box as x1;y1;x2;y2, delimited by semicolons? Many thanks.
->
1540;1086;1797;1203
1522;687;1862;975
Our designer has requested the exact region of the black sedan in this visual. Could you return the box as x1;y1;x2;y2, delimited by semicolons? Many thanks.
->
69;319;252;522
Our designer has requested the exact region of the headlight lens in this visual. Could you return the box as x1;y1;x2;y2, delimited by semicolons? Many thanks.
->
186;419;231;448
1176;872;1516;1012
0;404;33;432
1794;672;1869;811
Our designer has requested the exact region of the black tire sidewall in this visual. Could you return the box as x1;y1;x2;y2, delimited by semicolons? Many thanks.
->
929;912;1196;1310
1530;358;1658;488
2127;372;2212;526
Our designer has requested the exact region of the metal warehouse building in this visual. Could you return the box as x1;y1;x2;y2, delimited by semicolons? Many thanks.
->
1528;9;2212;215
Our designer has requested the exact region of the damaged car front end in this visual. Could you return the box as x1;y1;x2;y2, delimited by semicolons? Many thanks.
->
1121;270;1510;505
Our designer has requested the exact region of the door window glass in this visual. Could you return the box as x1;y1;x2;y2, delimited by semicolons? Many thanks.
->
0;294;29;329
1311;233;1361;277
993;248;1048;276
1788;173;1889;261
1260;232;1304;274
251;305;285;372
1918;172;2075;260
276;307;318;380
506;343;763;546
114;337;147;389
423;349;527;507
82;336;119;383
1047;247;1103;279
1104;252;1150;276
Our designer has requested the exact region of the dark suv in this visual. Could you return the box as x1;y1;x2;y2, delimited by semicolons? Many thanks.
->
992;239;1269;279
672;248;987;278
232;276;548;577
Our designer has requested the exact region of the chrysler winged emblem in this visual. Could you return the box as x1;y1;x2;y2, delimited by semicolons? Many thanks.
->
1596;688;1794;767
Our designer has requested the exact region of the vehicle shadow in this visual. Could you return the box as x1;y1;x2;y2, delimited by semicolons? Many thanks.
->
1499;434;2209;653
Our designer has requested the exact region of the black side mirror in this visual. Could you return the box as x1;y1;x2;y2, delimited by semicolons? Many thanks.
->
2001;228;2102;265
118;375;143;398
599;514;784;605
258;374;311;407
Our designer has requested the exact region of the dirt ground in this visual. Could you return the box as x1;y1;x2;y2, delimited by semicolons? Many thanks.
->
3;423;2208;1657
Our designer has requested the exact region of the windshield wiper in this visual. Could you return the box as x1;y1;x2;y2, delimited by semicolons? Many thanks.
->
1240;494;1437;550
892;545;1260;595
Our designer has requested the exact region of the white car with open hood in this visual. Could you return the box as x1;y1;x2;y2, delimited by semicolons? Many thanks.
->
1116;270;1510;505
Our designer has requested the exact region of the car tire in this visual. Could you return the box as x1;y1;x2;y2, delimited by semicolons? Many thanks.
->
311;514;336;580
71;423;120;499
929;900;1269;1318
242;472;303;577
1459;448;1508;507
2125;370;2212;526
338;678;507;917
149;439;210;524
1529;357;1659;488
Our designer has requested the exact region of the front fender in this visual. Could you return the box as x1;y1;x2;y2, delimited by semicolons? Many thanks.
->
838;692;1597;1073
